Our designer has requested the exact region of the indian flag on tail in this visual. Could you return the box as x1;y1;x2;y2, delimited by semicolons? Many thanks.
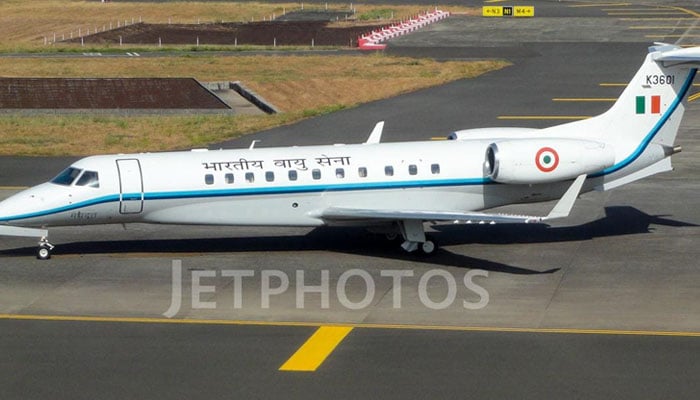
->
636;95;661;114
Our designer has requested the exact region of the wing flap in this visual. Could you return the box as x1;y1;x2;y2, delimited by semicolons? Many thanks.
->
321;208;546;224
0;225;48;238
320;174;586;225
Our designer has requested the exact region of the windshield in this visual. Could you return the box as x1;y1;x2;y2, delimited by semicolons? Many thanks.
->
51;167;82;186
76;170;99;188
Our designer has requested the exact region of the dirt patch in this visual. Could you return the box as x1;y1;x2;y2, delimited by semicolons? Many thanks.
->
66;21;385;47
0;78;229;109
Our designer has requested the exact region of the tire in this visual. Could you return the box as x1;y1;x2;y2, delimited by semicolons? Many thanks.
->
420;240;437;256
37;246;51;260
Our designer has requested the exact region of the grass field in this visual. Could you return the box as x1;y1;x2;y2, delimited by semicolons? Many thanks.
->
0;56;509;155
0;1;492;156
0;0;476;51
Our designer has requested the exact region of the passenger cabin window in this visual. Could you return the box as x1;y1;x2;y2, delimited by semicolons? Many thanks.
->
431;164;440;174
51;167;82;186
225;173;234;184
288;170;298;181
205;174;214;185
265;171;275;182
312;169;321;180
76;170;100;188
385;166;394;177
245;172;255;183
336;168;345;179
408;165;418;176
358;167;367;178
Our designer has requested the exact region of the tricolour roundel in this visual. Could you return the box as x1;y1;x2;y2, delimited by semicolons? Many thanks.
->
535;147;559;172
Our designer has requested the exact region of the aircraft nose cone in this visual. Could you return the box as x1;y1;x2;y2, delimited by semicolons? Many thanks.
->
0;187;46;223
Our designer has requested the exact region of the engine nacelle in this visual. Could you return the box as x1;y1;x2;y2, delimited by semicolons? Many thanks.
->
485;139;615;184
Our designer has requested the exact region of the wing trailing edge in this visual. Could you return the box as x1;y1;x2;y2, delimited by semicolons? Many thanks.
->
321;175;587;225
0;225;48;238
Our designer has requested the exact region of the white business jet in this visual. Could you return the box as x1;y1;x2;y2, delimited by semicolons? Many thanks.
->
0;44;698;259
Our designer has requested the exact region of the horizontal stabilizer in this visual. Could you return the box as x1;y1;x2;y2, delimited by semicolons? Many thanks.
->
652;45;700;65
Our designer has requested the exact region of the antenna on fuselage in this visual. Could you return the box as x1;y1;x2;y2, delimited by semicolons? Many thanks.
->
249;140;260;149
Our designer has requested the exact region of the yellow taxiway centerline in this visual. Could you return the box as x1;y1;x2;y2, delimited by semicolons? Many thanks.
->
279;326;354;372
628;26;700;29
552;98;617;102
569;3;631;8
646;34;700;38
597;83;700;87
3;313;699;337
497;115;591;120
608;12;687;16
619;18;697;21
687;92;700;102
666;6;700;19
603;8;665;12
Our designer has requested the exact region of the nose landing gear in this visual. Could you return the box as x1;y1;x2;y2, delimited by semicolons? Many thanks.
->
37;237;54;260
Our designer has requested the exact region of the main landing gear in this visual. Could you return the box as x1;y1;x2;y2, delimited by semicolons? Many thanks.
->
397;220;437;256
37;237;55;260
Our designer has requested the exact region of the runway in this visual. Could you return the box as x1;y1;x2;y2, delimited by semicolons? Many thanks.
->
1;1;700;399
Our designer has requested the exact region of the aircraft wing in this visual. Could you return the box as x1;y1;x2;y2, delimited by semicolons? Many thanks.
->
321;174;586;225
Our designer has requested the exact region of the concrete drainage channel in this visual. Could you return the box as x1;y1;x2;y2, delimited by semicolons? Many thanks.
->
0;77;275;115
204;81;278;115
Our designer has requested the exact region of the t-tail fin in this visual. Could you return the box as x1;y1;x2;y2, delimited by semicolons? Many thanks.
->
544;44;700;188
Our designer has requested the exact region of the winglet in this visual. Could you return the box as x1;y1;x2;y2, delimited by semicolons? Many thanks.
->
544;174;586;220
364;121;384;144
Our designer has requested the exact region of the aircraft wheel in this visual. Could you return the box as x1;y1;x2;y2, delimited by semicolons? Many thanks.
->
420;240;437;256
37;245;52;260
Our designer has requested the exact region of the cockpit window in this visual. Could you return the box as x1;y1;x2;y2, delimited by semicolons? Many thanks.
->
76;170;100;188
51;167;82;186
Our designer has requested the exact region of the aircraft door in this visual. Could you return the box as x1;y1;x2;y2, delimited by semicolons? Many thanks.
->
116;159;144;214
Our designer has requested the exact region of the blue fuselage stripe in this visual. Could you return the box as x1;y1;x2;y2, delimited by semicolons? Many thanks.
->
0;178;492;222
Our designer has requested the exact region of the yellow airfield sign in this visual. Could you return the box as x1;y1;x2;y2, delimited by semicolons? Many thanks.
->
482;6;535;17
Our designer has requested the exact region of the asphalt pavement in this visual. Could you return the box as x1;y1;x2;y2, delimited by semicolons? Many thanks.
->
1;1;700;399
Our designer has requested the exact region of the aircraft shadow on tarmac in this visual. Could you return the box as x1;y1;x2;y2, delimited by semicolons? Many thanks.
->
0;207;695;275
